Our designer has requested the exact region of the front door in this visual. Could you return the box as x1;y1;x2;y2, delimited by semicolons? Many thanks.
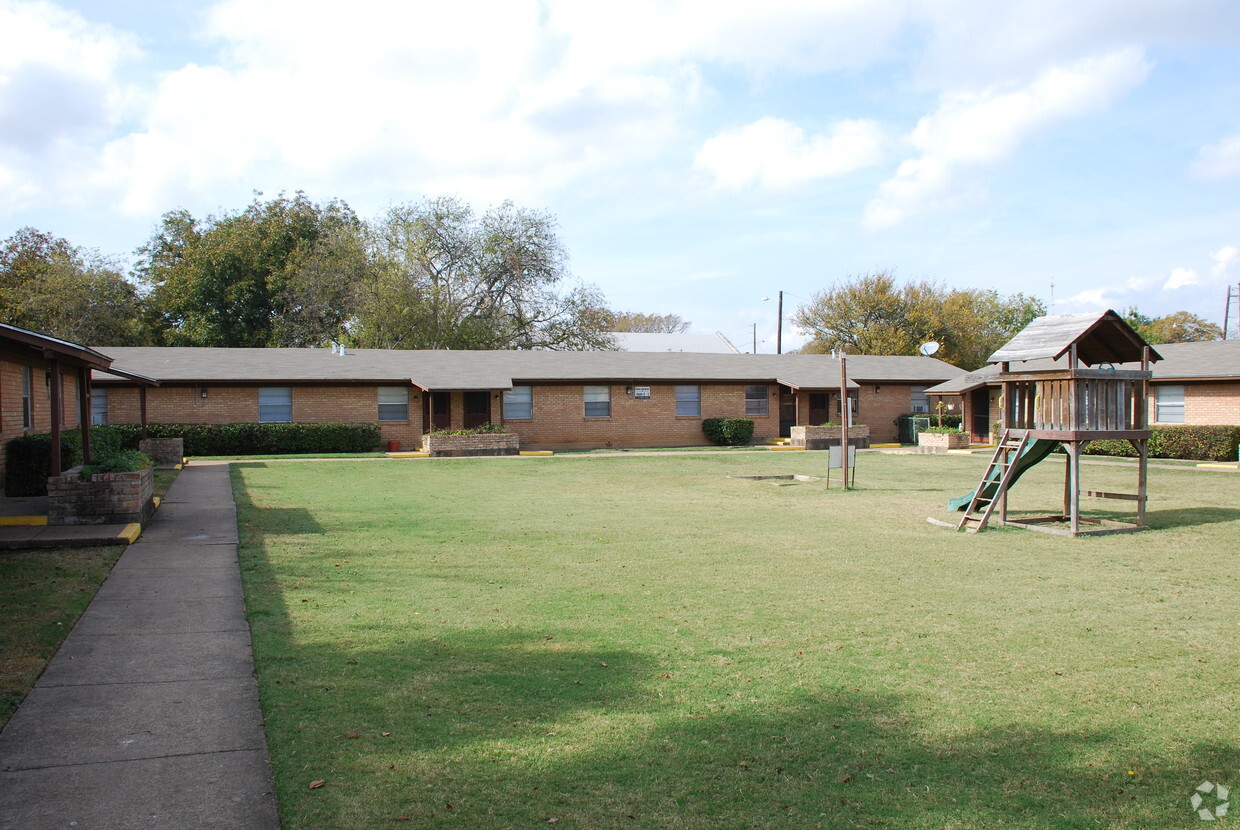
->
779;390;796;438
809;392;830;425
464;391;491;429
970;387;990;443
430;392;451;430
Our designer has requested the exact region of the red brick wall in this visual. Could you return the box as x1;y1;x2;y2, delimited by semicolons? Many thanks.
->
1;359;83;482
1148;381;1240;426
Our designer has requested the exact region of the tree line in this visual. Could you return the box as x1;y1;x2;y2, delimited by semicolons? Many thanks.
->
2;192;689;351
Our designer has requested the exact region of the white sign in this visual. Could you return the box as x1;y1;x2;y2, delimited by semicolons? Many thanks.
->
634;386;651;399
828;445;856;469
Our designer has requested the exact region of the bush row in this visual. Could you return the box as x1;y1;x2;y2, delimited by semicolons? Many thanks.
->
896;413;963;443
5;422;383;496
1083;425;1240;462
702;418;755;446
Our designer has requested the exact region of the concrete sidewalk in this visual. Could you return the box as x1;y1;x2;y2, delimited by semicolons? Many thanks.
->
0;461;280;829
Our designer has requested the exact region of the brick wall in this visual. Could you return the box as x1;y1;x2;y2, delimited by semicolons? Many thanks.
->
48;466;153;526
1148;381;1240;426
1;358;83;484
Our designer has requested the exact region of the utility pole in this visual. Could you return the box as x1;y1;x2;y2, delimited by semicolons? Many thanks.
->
776;290;783;354
839;350;849;490
1226;283;1240;340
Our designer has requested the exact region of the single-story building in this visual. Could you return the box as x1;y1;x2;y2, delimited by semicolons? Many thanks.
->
90;347;965;450
926;337;1240;443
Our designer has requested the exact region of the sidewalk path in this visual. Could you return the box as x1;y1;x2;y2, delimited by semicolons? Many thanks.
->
0;461;280;830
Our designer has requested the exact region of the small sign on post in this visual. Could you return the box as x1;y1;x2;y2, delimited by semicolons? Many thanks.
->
826;444;856;488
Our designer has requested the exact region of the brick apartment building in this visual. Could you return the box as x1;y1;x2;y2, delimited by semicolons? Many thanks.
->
88;347;965;451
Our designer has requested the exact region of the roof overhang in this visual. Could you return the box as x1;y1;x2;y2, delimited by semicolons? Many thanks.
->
0;322;114;370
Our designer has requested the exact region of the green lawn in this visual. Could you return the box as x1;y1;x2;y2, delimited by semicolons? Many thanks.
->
0;547;123;725
233;453;1240;829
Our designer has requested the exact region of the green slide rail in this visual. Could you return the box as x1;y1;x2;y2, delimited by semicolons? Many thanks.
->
947;438;1060;512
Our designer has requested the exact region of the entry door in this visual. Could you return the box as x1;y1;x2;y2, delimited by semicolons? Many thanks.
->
809;393;830;425
970;387;990;442
779;390;796;438
431;392;451;430
463;391;491;429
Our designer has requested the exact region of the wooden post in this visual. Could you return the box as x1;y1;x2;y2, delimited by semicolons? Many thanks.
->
78;369;92;465
839;352;849;491
139;386;149;439
1067;443;1081;535
1137;438;1148;527
49;360;63;476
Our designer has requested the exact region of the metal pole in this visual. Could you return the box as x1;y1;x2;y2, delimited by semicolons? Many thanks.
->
752;323;757;354
840;351;849;491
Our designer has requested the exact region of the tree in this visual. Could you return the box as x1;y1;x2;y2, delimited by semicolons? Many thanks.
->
0;227;147;345
1124;309;1223;344
792;271;1045;369
603;311;691;333
351;197;611;350
137;192;363;347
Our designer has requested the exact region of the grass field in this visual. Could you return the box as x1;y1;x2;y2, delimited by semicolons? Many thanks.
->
233;452;1240;829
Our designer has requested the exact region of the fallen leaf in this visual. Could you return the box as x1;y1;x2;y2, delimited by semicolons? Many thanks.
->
381;732;392;737
600;662;609;667
309;779;326;789
396;817;410;822
548;819;559;824
344;732;361;739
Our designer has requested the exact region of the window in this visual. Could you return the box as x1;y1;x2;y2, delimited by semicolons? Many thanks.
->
1155;385;1185;424
583;385;611;418
377;386;409;421
258;387;293;423
21;366;33;429
503;385;532;420
675;385;701;417
745;385;769;417
91;387;108;426
910;385;930;413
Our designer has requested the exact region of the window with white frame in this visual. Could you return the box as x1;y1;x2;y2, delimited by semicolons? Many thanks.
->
503;385;532;419
745;385;769;417
583;385;611;418
1155;385;1185;424
21;366;33;429
91;387;108;426
258;387;293;423
910;385;930;413
377;386;409;421
675;385;701;417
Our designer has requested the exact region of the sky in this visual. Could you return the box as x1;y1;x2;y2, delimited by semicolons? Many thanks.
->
2;0;1240;352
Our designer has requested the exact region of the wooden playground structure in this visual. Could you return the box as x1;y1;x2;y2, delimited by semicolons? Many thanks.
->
954;310;1161;536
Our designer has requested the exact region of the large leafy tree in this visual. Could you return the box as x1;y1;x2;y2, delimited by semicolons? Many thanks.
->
352;197;611;350
792;271;1045;369
0;227;147;345
603;311;691;333
1123;307;1222;344
137;192;363;347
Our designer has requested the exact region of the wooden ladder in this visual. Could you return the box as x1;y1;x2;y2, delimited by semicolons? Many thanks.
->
956;430;1030;533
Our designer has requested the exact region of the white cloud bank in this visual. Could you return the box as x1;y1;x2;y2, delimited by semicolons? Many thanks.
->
865;48;1153;229
694;117;886;189
1190;133;1240;180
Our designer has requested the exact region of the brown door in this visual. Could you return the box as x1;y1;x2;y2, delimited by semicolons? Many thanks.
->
430;392;451;430
464;391;491;429
809;393;830;425
970;387;990;443
779;390;796;438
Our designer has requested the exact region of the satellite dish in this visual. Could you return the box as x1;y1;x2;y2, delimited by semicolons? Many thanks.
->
919;341;940;356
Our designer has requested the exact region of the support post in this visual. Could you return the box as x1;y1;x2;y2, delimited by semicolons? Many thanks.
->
1067;443;1081;535
78;369;92;465
839;352;849;491
139;386;149;439
49;360;63;476
1137;438;1148;527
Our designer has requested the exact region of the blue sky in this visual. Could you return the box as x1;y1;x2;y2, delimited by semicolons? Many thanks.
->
3;0;1239;351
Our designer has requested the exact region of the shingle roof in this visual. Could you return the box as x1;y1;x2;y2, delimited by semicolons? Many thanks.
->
92;347;965;391
988;310;1160;365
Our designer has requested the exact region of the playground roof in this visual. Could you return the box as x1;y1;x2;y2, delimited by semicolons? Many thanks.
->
988;310;1161;366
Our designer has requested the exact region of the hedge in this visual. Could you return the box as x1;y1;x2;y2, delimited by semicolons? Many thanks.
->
896;413;963;443
702;417;755;446
92;422;382;457
5;431;85;497
1083;425;1240;462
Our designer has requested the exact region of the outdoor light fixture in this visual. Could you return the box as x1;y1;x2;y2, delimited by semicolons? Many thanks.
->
200;388;208;398
626;386;633;395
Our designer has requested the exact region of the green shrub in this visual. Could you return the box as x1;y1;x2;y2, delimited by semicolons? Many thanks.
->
428;423;509;436
86;422;381;456
80;450;153;478
896;413;963;443
702;418;755;446
1083;425;1240;462
922;426;965;434
5;430;85;497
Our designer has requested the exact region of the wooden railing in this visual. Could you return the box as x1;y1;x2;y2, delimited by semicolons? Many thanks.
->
1003;372;1148;433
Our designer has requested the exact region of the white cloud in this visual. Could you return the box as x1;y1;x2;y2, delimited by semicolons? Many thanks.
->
1163;267;1200;290
1191;133;1240;180
1211;245;1238;280
865;48;1152;229
694;117;885;189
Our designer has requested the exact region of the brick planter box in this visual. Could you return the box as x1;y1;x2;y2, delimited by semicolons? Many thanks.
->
47;465;155;526
790;424;871;450
139;437;185;467
917;431;970;452
421;432;520;457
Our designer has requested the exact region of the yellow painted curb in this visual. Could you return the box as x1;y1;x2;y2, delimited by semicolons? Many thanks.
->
1197;463;1240;470
768;445;805;451
0;515;47;526
869;443;902;448
117;523;142;544
519;450;554;456
386;452;430;458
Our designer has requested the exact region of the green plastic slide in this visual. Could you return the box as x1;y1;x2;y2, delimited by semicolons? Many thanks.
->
948;439;1059;512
